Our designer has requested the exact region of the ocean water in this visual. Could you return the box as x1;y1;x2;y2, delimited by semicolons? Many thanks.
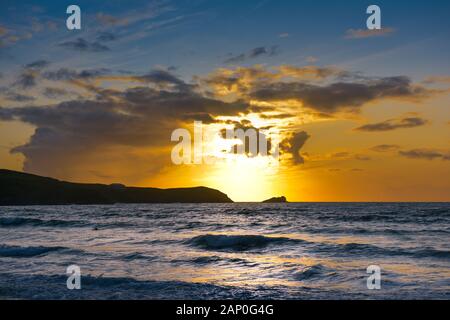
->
0;203;449;300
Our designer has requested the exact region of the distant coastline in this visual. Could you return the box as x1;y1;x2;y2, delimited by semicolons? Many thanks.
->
0;169;233;205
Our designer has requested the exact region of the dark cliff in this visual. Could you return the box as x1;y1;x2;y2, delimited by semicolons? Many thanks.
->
0;169;233;205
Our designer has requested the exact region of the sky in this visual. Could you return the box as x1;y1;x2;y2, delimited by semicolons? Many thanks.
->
0;0;449;201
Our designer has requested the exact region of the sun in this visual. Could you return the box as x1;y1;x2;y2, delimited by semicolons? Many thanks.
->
201;156;278;202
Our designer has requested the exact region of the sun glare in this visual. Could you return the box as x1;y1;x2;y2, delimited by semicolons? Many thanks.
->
203;156;278;202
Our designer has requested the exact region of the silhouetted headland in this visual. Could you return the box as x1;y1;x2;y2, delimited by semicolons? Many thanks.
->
262;196;287;203
0;169;233;205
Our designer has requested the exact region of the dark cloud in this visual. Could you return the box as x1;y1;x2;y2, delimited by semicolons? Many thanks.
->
399;149;449;161
0;73;253;175
280;131;310;164
224;53;246;64
13;71;37;89
249;46;279;58
225;46;279;64
96;31;118;42
138;70;189;89
355;117;428;132
42;68;111;81
42;87;70;99
330;152;371;161
220;120;274;157
58;38;110;52
25;60;50;70
9;60;49;91
119;86;248;118
250;76;430;113
3;91;35;102
179;113;217;124
370;144;400;152
354;154;371;161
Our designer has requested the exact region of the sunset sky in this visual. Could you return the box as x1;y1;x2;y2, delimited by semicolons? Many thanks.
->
0;0;449;201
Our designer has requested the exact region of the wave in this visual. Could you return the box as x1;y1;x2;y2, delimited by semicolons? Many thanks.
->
314;242;450;260
293;264;338;281
185;234;301;251
185;233;450;259
120;253;157;261
412;248;450;259
341;243;450;259
0;273;277;300
0;245;70;258
191;256;223;264
224;208;255;215
0;217;84;228
0;217;139;229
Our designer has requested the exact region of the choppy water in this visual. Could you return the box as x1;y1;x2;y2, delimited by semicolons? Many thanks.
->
0;203;449;299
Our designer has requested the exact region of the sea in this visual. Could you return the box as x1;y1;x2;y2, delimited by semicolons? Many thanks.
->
0;203;449;299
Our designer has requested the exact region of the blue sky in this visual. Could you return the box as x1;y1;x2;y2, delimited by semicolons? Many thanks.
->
1;0;450;81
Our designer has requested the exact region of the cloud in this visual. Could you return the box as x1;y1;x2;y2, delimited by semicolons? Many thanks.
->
25;60;50;70
354;154;371;161
280;131;310;164
201;65;348;98
249;76;431;113
354;117;428;132
42;87;70;99
0;71;253;176
423;75;450;84
277;65;343;79
96;31;119;42
42;68;111;81
0;25;8;36
13;70;38;89
6;60;50;91
329;151;371;161
58;38;110;52
95;3;174;30
0;63;442;179
399;149;449;161
279;33;289;38
96;13;129;27
139;69;189;88
224;53;246;64
219;120;274;157
0;18;59;48
345;27;395;39
249;46;279;58
2;91;35;102
224;46;279;64
305;56;318;63
370;144;400;152
259;112;294;119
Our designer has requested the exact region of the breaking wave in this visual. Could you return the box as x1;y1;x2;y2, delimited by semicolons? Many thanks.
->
0;217;84;228
185;234;301;251
0;245;71;258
